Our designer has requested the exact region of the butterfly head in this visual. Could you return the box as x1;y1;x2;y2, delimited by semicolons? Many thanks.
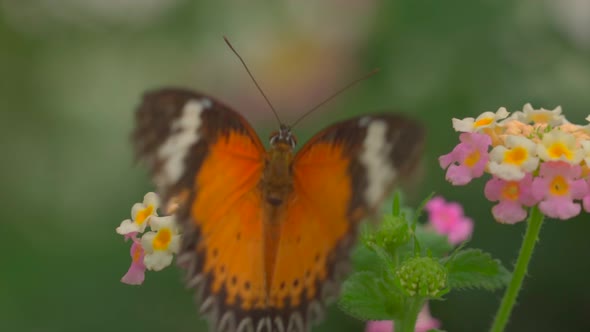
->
269;124;297;150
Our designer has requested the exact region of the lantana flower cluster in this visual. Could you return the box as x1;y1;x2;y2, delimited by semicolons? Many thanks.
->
440;103;590;223
115;192;181;285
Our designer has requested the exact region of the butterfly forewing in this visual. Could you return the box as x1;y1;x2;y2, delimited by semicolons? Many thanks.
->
134;89;271;331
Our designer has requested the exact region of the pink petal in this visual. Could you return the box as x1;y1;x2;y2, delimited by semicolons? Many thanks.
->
484;177;504;201
539;197;581;220
416;304;441;332
583;195;590;213
539;161;580;178
446;164;474;185
569;179;588;200
517;174;538;206
447;219;474;244
121;241;146;285
121;261;146;285
439;152;455;169
425;196;445;212
426;197;473;243
492;201;528;224
365;321;393;332
465;132;492;148
531;177;550;201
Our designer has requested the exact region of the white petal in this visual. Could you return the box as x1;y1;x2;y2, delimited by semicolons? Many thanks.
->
116;219;140;235
521;157;540;173
143;192;160;211
144;251;173;271
150;215;178;232
495;107;509;119
489;145;507;163
141;232;156;253
523;103;535;113
131;203;144;219
488;162;525;181
572;149;585;164
452;118;475;132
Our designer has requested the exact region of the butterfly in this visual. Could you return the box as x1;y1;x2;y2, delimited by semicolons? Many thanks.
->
132;37;425;332
133;87;424;331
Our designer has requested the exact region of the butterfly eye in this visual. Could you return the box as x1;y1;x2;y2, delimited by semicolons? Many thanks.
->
269;131;279;145
289;135;297;148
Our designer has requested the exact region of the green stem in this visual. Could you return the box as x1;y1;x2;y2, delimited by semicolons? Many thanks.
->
395;297;424;332
490;206;544;332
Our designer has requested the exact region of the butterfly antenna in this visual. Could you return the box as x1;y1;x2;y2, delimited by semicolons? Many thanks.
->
290;68;381;129
223;36;282;125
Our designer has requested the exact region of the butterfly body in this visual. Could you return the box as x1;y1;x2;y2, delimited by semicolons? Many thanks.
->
261;133;295;208
134;88;425;332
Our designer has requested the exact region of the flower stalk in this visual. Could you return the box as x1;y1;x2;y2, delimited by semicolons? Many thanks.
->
394;298;424;332
490;206;544;332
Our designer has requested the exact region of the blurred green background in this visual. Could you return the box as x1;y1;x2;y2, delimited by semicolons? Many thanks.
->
2;0;590;331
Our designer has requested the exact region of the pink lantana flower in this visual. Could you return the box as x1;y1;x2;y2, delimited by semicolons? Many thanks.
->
531;161;588;220
365;304;441;332
439;132;491;185
484;173;537;224
121;233;146;285
425;196;473;245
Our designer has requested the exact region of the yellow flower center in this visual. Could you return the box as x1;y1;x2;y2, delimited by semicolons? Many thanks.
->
501;182;520;200
135;205;154;225
549;176;569;196
464;150;481;167
504;146;528;165
547;142;573;160
153;228;172;251
474;117;493;128
531;113;550;123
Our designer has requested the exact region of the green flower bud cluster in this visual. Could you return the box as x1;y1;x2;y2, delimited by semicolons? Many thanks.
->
376;215;411;248
396;256;447;297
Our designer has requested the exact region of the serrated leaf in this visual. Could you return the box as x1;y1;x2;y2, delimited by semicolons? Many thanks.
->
445;249;511;291
351;245;383;273
339;271;404;321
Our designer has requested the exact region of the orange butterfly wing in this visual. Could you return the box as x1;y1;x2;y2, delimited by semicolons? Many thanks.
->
268;115;425;331
134;89;272;331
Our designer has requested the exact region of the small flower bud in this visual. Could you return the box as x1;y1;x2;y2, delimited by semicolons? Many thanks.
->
396;256;447;297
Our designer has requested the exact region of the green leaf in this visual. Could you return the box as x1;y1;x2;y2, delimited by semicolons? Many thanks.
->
445;249;511;291
351;245;383;273
339;271;404;321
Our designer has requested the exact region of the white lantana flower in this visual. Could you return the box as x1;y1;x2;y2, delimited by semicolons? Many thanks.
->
537;130;584;164
511;103;566;126
452;107;509;132
116;192;160;235
142;215;181;271
488;136;539;180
